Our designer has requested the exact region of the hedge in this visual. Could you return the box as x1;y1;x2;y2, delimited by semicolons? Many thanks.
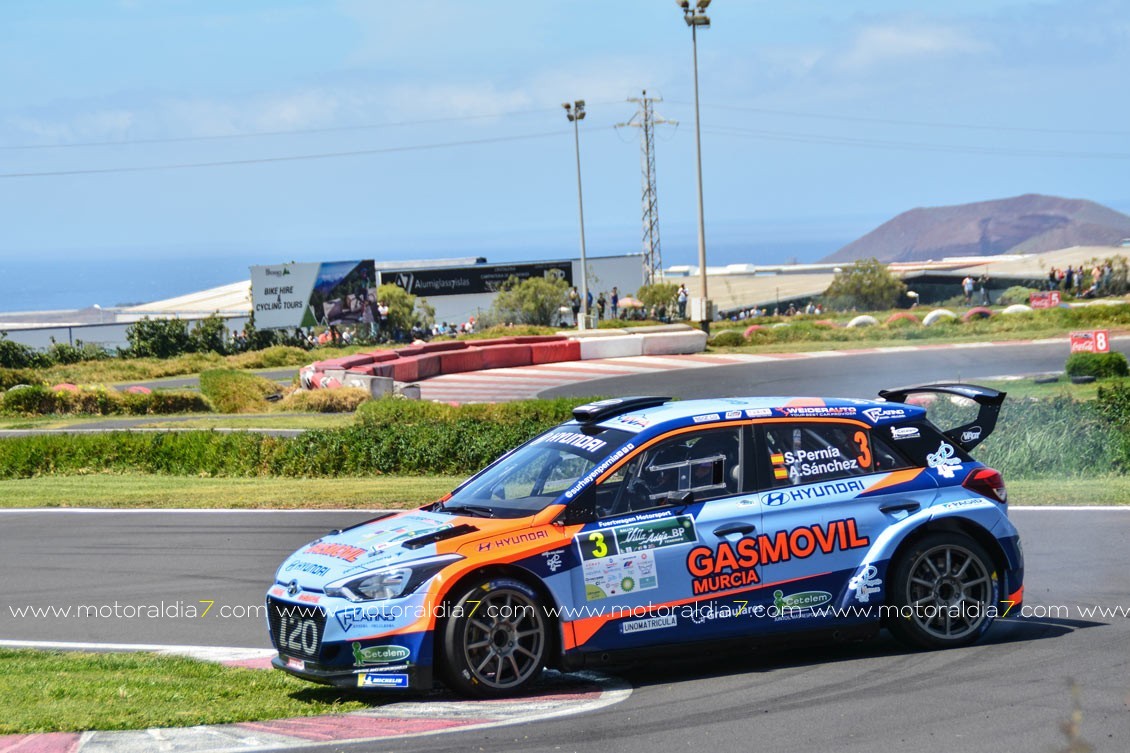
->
0;385;210;416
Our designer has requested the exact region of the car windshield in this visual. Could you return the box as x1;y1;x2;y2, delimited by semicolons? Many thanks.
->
441;424;634;518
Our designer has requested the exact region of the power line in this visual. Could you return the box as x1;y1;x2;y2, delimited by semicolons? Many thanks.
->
700;124;1130;159
0;101;625;151
0;129;579;178
672;100;1130;137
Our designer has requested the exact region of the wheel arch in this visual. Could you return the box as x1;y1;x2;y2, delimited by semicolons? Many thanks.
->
434;563;565;668
887;516;1009;591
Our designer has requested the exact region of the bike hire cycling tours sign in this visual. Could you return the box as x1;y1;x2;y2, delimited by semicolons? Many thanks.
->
250;261;376;330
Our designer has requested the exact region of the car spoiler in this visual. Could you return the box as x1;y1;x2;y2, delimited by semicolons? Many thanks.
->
877;383;1006;451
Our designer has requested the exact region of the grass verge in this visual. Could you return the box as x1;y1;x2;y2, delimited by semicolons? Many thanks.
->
0;473;1123;508
0;649;370;734
1008;478;1130;506
0;474;463;508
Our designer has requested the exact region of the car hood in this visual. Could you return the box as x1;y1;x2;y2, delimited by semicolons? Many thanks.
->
275;509;494;589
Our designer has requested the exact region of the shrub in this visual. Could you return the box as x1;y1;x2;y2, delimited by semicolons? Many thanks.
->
0;385;57;414
0;384;210;416
278;387;371;413
126;317;193;359
0;335;51;369
229;346;310;370
0;369;43;391
998;286;1041;305
709;330;746;347
198;369;282;413
1065;352;1130;379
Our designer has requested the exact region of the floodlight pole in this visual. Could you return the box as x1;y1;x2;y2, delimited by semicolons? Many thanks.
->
680;0;712;333
564;100;589;331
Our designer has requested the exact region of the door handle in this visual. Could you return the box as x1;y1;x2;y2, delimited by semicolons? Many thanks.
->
879;502;920;514
713;523;756;537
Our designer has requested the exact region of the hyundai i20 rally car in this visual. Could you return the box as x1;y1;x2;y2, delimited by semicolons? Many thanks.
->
267;384;1023;697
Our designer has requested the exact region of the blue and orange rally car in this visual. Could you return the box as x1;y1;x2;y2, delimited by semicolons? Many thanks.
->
267;384;1023;697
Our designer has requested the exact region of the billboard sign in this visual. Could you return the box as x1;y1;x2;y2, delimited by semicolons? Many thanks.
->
380;261;572;298
1070;330;1111;354
251;260;376;329
1029;290;1061;309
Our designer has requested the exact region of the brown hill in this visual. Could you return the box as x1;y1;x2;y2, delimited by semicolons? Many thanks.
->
822;194;1130;263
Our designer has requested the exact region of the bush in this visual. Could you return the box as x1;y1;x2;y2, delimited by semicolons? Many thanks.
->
998;286;1041;305
0;335;51;369
709;330;747;347
278;388;371;413
229;346;310;369
198;369;282;414
0;384;210;416
0;385;57;414
0;369;43;391
1065;352;1130;379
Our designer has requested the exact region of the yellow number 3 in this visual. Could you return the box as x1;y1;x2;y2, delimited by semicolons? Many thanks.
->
588;532;608;558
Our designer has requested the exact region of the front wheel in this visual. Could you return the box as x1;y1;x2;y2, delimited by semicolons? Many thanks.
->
886;532;999;650
440;576;549;698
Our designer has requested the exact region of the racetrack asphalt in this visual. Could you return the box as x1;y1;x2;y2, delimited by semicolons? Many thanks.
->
1;508;1127;752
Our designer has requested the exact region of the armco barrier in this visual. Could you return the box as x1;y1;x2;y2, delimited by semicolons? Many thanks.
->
578;335;643;360
640;330;707;355
438;348;486;374
478;343;533;369
530;340;581;364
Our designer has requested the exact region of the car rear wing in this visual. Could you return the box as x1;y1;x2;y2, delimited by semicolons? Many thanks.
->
877;383;1006;451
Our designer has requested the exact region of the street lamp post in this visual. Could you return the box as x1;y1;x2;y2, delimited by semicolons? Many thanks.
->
563;99;589;331
678;0;711;332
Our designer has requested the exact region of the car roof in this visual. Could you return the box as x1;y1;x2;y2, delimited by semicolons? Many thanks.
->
595;396;926;433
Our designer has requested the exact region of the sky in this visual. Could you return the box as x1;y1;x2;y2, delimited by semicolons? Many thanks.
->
3;1;1130;307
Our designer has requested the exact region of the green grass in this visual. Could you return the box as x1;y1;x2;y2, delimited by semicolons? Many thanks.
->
979;376;1130;401
0;649;372;734
0;412;358;430
1008;477;1130;505
0;474;463;508
0;472;1122;508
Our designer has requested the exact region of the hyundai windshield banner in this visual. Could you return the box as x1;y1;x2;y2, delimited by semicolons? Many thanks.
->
251;260;376;329
380;261;572;297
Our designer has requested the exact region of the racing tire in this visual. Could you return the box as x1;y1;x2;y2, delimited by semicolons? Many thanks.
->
886;532;999;650
440;576;549;698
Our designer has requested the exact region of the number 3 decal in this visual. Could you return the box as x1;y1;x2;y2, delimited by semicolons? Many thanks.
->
854;431;872;469
588;531;608;558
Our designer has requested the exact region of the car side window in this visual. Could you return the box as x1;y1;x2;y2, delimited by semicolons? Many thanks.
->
598;428;741;517
760;422;901;488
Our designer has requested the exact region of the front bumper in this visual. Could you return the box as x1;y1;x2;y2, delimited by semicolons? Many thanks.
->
272;653;434;690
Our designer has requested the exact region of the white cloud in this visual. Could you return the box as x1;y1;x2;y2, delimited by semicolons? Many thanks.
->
835;22;987;72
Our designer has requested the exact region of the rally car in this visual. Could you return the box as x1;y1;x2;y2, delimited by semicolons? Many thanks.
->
267;384;1023;697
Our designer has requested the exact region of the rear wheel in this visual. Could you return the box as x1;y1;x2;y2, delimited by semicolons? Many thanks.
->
440;576;548;698
886;532;999;649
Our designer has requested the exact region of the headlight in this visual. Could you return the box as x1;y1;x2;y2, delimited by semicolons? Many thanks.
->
324;555;462;602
